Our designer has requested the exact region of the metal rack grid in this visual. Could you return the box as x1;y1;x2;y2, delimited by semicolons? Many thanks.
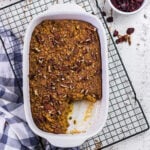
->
0;0;149;149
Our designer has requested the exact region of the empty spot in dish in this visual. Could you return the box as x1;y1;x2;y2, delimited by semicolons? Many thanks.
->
83;102;94;121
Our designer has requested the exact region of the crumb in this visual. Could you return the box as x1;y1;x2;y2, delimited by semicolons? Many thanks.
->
144;14;147;19
73;120;77;125
69;116;72;120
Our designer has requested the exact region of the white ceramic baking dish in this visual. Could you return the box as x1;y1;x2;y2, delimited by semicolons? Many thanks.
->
23;4;109;148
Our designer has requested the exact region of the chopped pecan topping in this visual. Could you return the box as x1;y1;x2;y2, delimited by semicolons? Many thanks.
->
34;89;38;96
60;84;69;88
35;35;44;44
47;65;52;73
29;20;102;134
32;47;41;53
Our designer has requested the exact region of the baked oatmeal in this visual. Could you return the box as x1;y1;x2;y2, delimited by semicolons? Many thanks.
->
29;20;102;134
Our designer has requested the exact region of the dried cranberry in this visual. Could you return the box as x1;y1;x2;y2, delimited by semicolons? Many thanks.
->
111;0;144;12
113;30;119;37
106;16;113;23
126;28;135;35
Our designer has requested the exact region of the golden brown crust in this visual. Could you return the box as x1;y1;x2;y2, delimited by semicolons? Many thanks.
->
29;20;102;134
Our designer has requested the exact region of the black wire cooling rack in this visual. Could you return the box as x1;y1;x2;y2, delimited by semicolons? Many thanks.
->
0;0;149;149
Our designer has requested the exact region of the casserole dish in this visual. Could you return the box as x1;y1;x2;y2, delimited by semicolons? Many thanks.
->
23;4;109;148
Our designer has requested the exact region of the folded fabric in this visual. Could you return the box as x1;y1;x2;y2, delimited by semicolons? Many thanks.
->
0;28;40;150
0;28;79;150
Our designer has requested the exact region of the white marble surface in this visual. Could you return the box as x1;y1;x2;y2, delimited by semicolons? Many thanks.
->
0;0;150;150
102;1;150;150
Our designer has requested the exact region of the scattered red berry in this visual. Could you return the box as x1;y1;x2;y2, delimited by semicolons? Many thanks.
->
113;30;119;37
113;28;134;46
126;28;135;35
106;16;113;23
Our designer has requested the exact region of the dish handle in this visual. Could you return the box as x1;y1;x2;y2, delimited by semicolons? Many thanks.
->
46;3;85;13
47;137;86;148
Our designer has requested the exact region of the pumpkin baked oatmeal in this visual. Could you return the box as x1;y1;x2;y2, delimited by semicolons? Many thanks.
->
29;20;102;134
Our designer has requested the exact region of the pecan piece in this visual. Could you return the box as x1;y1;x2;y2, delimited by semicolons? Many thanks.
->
34;89;38;96
32;47;40;53
35;35;44;44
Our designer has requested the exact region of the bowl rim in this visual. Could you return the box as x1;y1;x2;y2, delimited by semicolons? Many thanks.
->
108;0;147;15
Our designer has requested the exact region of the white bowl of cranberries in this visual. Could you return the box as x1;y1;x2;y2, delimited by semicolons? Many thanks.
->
108;0;147;15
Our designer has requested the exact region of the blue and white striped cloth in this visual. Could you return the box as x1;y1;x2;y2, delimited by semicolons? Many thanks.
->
0;28;79;150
